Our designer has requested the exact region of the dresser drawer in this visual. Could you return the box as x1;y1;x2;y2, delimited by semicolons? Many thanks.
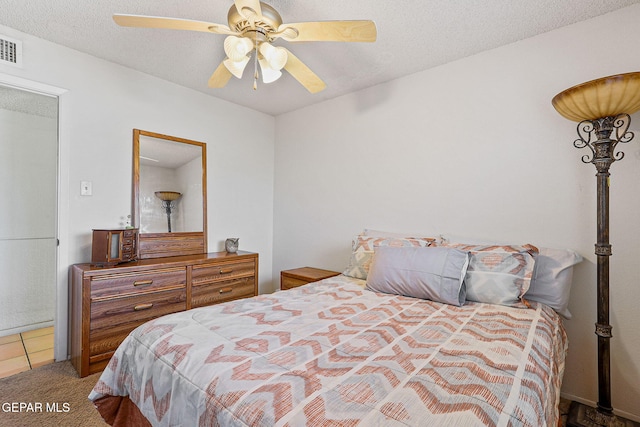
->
121;247;136;261
121;233;136;261
192;260;255;285
192;277;255;308
281;276;309;290
90;267;186;299
89;288;186;356
123;229;137;239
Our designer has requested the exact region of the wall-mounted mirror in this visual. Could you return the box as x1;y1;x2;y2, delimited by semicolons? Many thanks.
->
132;129;207;259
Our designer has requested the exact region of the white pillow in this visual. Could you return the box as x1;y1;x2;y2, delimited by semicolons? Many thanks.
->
527;247;583;319
365;246;469;306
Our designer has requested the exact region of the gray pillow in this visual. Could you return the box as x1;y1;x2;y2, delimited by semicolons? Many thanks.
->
365;246;469;306
526;247;583;319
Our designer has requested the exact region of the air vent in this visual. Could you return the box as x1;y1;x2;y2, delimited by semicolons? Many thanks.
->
0;35;23;68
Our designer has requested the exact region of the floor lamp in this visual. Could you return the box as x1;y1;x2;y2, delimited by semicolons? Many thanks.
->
552;72;640;427
155;191;182;233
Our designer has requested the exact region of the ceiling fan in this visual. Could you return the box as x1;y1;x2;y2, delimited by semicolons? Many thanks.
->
113;0;377;93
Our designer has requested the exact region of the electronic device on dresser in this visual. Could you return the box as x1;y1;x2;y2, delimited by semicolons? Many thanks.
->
91;228;138;266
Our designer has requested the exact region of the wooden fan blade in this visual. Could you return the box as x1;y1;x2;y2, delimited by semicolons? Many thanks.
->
233;0;262;20
208;62;233;88
278;20;377;42
282;48;326;94
113;14;236;35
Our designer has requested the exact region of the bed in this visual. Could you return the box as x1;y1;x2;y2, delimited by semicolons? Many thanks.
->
89;235;577;426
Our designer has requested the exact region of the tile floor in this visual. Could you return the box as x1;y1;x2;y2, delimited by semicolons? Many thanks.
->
0;326;54;379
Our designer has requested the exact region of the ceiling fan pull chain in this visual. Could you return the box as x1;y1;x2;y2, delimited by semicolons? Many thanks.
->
253;31;259;90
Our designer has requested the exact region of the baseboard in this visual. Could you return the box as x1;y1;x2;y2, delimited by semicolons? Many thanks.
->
561;393;640;423
0;320;54;337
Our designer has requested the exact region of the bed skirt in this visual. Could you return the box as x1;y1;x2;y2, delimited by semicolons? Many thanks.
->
94;395;151;427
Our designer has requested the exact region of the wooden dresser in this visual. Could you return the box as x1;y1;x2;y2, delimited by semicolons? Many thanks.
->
70;251;258;377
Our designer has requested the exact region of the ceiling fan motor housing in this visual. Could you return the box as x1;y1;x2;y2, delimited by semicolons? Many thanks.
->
227;1;282;42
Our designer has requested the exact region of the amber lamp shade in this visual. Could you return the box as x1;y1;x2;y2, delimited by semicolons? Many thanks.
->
154;191;181;202
552;72;640;122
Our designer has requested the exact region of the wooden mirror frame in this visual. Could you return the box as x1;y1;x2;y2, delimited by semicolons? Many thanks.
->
132;129;207;259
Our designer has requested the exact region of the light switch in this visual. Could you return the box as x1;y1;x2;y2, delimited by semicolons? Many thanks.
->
81;181;92;196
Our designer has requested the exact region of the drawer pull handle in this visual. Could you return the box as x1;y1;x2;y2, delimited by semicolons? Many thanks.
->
219;287;233;294
219;268;233;275
134;303;154;311
133;280;153;287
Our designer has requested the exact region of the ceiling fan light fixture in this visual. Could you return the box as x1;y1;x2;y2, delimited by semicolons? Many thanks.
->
259;42;287;71
258;58;282;83
223;35;254;61
113;2;376;93
223;56;250;79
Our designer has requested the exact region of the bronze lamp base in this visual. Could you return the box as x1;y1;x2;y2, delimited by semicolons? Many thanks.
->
567;401;640;427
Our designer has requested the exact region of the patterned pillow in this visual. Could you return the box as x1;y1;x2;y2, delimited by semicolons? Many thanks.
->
343;235;436;280
438;242;539;307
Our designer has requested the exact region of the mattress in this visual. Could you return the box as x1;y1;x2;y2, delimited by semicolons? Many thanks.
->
89;274;567;426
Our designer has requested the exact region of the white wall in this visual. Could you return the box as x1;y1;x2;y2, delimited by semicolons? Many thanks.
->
139;164;179;233
0;24;275;361
274;4;640;421
177;156;204;232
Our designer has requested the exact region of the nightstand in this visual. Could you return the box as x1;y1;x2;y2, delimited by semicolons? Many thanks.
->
280;267;341;290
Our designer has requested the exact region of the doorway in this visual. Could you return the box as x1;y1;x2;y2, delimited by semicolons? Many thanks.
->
0;84;58;338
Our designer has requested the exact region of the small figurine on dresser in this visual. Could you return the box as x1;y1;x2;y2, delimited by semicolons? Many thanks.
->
225;238;239;253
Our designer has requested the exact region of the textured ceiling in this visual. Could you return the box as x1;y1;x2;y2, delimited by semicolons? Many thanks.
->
0;84;57;118
0;0;638;116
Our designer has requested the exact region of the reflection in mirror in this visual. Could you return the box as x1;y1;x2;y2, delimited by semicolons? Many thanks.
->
138;136;203;233
133;130;207;259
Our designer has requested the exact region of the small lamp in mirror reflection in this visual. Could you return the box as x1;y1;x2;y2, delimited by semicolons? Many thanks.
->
155;191;181;233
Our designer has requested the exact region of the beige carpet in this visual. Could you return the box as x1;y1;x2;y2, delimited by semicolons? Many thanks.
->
0;361;106;427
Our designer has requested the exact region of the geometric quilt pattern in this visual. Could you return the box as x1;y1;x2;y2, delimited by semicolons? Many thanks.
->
90;274;567;427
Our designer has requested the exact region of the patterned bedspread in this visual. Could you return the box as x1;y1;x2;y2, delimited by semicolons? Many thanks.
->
89;275;567;426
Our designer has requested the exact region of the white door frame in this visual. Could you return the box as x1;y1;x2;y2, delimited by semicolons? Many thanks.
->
0;73;69;361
